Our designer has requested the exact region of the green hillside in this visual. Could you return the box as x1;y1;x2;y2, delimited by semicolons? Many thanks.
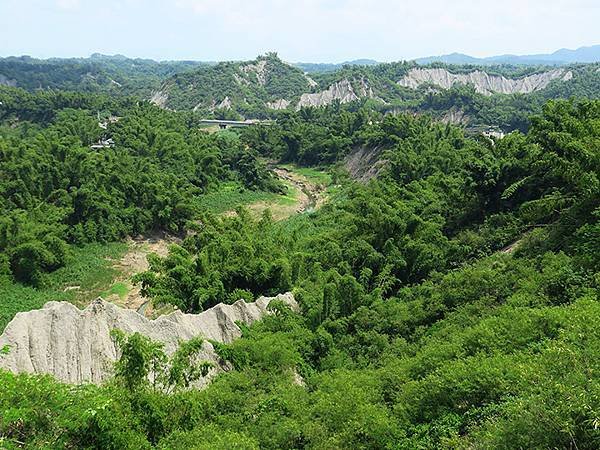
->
153;52;312;117
155;55;600;132
0;54;208;97
0;82;599;447
4;53;600;133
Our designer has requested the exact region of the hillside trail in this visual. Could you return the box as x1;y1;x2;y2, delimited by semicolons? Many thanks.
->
103;232;179;317
499;230;535;255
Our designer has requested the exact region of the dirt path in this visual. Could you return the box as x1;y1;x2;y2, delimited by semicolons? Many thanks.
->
104;232;179;316
500;231;532;255
500;240;521;254
272;167;320;212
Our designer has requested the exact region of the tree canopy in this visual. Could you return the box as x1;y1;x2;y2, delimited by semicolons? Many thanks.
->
0;91;599;448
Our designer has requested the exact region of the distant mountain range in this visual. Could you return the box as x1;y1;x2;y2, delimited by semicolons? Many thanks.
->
3;48;600;132
415;44;600;66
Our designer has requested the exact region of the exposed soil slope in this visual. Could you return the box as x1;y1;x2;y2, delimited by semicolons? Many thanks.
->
398;67;572;95
0;293;297;385
343;146;388;182
104;233;179;315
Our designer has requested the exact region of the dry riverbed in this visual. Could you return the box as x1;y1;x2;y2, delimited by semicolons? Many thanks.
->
227;166;327;221
102;166;328;315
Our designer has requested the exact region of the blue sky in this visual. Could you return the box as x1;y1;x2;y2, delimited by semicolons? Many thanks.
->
1;0;599;62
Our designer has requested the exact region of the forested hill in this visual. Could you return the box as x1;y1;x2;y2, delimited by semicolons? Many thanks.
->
5;52;600;131
0;54;208;97
0;79;599;447
152;54;600;131
150;53;313;115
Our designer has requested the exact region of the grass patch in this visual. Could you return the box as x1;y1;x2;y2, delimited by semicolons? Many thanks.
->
101;282;130;300
276;181;300;206
197;182;280;214
279;164;332;186
0;282;63;334
0;242;127;332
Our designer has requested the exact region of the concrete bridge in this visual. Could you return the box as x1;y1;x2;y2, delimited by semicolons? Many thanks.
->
199;119;273;129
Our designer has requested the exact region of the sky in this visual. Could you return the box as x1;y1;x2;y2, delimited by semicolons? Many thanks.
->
1;0;599;62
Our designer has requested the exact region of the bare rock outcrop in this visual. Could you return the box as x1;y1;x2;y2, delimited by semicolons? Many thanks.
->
398;68;572;95
297;78;373;109
216;96;232;110
343;146;388;182
305;75;318;88
0;293;297;385
0;74;17;87
267;98;291;110
234;73;251;86
150;90;169;108
440;108;468;125
240;60;268;85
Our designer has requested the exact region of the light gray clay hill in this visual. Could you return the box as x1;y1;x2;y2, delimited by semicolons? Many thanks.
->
0;293;297;386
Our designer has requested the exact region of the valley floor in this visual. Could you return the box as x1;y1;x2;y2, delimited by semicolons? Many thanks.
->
0;164;332;330
233;166;329;221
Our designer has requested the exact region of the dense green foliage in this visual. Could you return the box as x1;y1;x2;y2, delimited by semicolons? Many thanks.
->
0;85;128;124
0;54;207;97
156;54;600;133
143;103;598;314
0;89;281;285
111;330;211;393
162;53;312;118
240;106;372;165
1;96;598;448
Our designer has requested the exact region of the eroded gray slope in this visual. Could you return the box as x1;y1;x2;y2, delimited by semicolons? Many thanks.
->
398;67;573;95
0;293;297;385
296;78;373;109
